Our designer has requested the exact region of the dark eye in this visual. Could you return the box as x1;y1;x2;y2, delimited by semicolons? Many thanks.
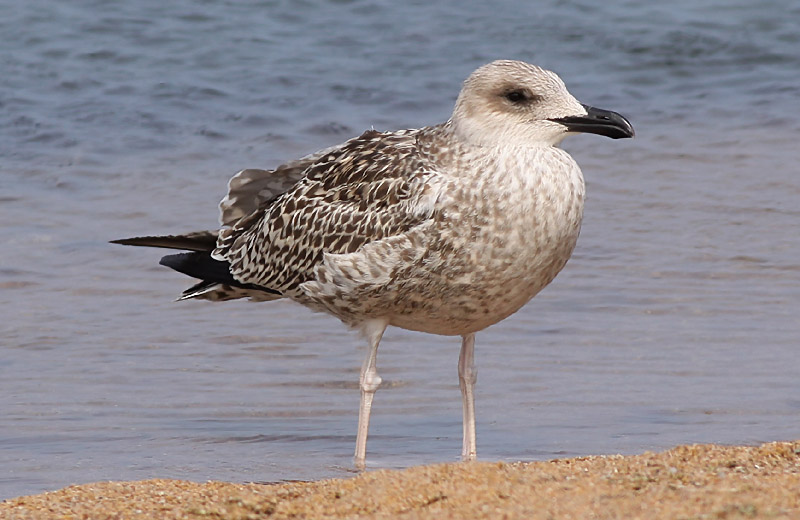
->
504;90;527;103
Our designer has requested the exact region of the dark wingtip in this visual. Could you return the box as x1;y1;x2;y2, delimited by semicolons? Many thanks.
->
158;251;282;297
111;236;167;247
158;251;192;270
110;233;218;251
159;251;238;285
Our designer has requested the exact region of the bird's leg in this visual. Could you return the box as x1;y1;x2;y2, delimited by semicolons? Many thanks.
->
354;318;388;469
458;333;477;461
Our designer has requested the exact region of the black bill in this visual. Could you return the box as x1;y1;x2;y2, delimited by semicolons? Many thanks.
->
550;104;634;139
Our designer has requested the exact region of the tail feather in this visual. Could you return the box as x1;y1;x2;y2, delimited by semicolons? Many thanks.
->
179;279;224;300
177;279;282;302
112;232;282;301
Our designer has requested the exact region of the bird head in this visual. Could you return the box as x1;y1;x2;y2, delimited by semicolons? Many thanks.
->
451;60;634;148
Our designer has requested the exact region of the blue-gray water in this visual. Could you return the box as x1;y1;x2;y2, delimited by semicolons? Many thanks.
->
2;0;799;501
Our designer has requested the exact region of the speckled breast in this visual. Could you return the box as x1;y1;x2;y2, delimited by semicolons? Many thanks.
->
388;146;586;335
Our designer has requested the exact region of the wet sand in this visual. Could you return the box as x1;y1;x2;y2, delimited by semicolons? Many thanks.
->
3;440;799;519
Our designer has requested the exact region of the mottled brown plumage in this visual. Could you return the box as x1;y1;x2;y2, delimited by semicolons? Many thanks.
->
112;60;633;466
214;129;436;299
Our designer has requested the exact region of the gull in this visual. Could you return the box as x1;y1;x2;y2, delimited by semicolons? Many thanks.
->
112;59;634;467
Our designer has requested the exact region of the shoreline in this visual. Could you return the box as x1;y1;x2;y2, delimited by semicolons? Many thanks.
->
3;440;799;519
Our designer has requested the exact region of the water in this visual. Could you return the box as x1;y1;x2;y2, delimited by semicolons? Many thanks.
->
2;0;799;500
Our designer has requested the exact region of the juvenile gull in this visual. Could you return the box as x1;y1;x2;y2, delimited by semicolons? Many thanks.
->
113;60;634;466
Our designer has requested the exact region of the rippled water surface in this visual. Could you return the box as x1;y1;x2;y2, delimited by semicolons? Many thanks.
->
2;0;799;500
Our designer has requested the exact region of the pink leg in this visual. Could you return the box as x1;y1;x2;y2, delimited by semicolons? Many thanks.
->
458;333;477;461
354;319;388;469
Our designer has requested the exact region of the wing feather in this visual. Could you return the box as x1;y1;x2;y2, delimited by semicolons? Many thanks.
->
214;129;441;294
219;144;345;226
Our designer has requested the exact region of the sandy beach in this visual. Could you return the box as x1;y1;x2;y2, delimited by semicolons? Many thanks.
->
3;440;799;519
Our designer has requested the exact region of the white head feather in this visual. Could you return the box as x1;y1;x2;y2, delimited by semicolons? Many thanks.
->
451;60;588;148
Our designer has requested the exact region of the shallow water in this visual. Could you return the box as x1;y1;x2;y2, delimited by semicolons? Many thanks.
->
2;0;799;500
